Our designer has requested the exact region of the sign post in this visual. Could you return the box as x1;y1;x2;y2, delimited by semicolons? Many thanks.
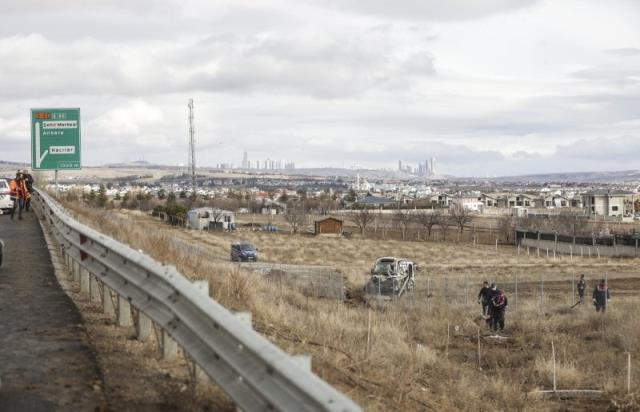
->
31;108;81;191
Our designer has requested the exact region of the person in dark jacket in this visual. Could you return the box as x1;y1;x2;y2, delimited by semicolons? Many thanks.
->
22;170;34;212
478;281;492;319
577;274;586;304
490;289;508;332
592;279;610;313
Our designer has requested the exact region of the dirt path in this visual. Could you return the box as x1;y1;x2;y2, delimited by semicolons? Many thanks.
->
0;211;106;411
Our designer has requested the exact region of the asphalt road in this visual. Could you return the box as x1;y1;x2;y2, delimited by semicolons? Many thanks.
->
0;210;105;411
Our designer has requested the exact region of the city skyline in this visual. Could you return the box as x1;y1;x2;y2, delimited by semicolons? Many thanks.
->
1;1;639;176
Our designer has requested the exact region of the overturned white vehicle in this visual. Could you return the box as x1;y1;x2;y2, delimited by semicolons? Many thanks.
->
364;257;416;300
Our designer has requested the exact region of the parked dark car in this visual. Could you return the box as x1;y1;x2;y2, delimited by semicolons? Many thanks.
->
231;242;258;262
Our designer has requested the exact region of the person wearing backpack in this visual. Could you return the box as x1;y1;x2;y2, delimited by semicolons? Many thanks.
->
576;274;587;304
490;289;508;332
592;279;610;313
477;281;493;322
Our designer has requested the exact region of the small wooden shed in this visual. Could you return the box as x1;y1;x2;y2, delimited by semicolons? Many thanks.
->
314;217;343;235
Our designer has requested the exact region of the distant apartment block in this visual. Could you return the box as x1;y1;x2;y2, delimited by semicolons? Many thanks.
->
581;190;633;217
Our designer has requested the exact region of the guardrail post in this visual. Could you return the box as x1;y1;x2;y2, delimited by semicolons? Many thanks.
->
90;275;101;303
118;295;133;327
162;331;178;360
103;286;115;317
190;280;211;380
137;312;153;341
72;259;80;283
80;266;90;294
64;250;71;276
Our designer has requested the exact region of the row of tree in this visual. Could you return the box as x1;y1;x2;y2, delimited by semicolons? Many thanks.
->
346;205;473;240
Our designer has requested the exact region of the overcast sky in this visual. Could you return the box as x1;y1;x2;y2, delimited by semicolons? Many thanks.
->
1;0;639;176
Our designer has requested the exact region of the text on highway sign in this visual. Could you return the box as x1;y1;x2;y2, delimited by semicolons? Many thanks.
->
31;108;81;170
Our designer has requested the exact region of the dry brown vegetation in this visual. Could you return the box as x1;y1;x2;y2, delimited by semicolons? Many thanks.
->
58;200;640;411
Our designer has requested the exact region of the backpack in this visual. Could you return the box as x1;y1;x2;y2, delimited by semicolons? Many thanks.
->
493;293;505;307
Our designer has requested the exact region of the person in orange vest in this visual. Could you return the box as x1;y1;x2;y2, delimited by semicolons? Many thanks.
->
9;171;29;220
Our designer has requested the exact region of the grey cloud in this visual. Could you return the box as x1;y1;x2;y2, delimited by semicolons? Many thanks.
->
571;67;640;84
605;48;640;57
0;28;436;100
251;135;505;168
2;0;185;15
554;135;640;160
510;151;542;159
318;0;538;21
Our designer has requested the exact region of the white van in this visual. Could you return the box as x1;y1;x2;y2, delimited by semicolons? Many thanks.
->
0;179;13;214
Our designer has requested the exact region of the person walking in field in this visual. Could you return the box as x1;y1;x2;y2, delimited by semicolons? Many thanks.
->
577;274;587;304
592;279;610;313
477;281;492;321
489;288;508;333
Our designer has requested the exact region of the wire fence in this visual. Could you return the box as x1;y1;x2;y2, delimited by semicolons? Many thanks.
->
400;270;639;314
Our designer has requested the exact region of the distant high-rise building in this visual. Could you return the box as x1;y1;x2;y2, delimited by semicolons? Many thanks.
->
256;160;260;169
398;160;403;172
430;157;437;176
242;150;248;169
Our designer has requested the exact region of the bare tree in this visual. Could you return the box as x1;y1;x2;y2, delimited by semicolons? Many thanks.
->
497;215;516;244
284;203;307;234
440;215;448;241
393;209;411;240
413;209;442;239
554;213;589;238
350;207;376;238
449;204;471;235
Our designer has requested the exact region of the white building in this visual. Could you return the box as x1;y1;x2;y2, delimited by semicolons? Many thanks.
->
187;207;235;230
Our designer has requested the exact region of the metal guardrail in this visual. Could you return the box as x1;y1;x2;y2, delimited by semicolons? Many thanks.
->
33;189;361;412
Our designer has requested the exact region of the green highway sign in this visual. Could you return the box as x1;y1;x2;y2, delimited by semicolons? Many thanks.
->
31;108;81;170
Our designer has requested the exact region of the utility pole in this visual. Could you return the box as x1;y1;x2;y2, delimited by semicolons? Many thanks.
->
188;98;196;194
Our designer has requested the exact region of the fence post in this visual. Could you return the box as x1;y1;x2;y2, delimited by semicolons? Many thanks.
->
445;322;450;359
477;326;481;369
514;273;518;312
366;307;372;356
444;273;448;303
571;273;575;307
552;341;557;392
628;352;632;394
540;273;544;313
465;274;469;308
427;276;431;313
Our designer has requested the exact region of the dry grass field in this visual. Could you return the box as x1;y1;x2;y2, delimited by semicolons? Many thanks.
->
59;200;640;411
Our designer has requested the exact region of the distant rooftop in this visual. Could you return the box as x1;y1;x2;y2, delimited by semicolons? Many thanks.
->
581;190;634;196
357;195;397;205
